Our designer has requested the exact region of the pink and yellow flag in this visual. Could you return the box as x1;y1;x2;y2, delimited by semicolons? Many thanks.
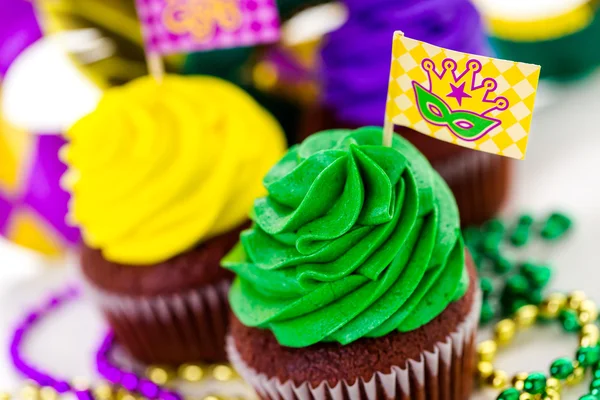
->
135;0;280;55
385;32;541;160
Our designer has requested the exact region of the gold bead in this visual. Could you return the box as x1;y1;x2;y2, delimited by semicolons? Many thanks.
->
549;293;567;307
116;389;136;400
203;397;221;400
477;361;494;381
178;363;204;382
495;319;516;344
212;364;235;381
546;377;562;393
93;383;114;400
544;388;561;400
581;335;597;348
514;305;539;328
545;293;568;315
39;387;58;400
146;366;175;385
512;371;529;391
477;340;497;362
566;366;585;385
520;392;535;400
0;393;10;400
486;370;508;389
19;383;39;400
567;291;586;310
540;294;566;319
581;324;600;346
578;299;598;325
72;377;89;391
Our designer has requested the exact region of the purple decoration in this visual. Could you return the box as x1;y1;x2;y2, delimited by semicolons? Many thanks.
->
0;194;13;235
96;333;183;400
9;286;90;395
321;0;490;127
0;0;42;78
9;285;183;400
263;47;315;84
21;135;81;245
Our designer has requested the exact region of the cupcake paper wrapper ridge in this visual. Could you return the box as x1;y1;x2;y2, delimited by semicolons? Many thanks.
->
227;289;481;400
84;279;231;365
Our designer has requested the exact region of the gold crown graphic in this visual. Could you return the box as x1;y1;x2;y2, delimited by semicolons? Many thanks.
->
422;58;509;116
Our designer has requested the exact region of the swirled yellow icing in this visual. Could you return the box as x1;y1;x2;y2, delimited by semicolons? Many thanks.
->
64;75;286;265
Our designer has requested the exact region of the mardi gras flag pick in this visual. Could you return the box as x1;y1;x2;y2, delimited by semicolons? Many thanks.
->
384;32;541;160
136;0;280;56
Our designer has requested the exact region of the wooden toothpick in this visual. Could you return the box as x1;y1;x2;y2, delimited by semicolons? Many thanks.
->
383;119;394;147
146;52;165;83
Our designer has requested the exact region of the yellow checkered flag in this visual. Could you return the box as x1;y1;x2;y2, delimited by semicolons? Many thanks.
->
384;32;541;160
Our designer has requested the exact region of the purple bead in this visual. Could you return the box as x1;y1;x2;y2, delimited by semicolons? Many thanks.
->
160;391;183;400
25;312;40;325
11;332;24;346
96;359;111;375
27;370;52;386
75;390;94;400
48;296;61;308
103;366;123;383
121;372;139;391
66;286;80;297
54;381;71;394
8;285;185;400
139;379;160;398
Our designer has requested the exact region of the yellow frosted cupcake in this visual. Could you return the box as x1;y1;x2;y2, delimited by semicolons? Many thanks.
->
63;75;286;365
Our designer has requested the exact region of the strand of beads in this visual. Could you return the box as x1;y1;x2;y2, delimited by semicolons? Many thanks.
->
465;212;572;325
96;334;243;399
9;285;183;400
10;285;93;399
475;290;600;400
145;364;238;387
9;284;248;400
95;333;182;400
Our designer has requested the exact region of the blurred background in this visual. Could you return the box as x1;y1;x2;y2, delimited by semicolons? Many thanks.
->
0;0;600;399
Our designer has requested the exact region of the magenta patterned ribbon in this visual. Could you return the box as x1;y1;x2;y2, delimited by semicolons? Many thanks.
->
135;0;280;55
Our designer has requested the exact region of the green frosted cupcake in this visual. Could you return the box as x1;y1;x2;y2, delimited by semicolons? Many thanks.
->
225;127;481;400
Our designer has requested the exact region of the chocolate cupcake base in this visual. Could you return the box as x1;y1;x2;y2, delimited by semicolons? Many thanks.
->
228;259;480;400
79;224;246;365
432;150;512;226
87;280;231;365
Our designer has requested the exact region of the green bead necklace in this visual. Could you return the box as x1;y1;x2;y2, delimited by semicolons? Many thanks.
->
464;211;572;325
469;212;600;400
478;288;600;400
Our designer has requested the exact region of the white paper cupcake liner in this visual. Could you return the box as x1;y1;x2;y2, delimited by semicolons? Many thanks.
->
83;278;232;364
228;289;481;400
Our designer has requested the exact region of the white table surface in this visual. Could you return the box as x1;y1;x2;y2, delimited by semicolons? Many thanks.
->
2;70;600;398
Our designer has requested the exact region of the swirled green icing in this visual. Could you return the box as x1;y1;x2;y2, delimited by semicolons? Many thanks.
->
224;127;468;348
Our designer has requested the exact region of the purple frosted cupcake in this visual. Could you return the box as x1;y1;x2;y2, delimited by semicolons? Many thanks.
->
300;0;511;226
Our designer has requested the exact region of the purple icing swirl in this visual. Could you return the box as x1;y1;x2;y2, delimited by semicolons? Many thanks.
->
321;0;489;126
